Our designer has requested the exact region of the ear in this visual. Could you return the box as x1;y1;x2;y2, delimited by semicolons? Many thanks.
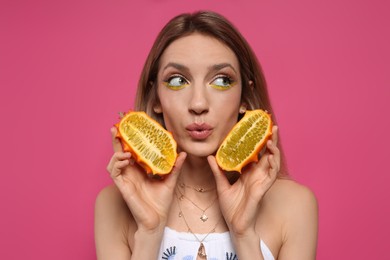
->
149;81;163;114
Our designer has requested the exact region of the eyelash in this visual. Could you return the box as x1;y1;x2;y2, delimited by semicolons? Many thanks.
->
163;74;189;90
210;75;236;90
162;74;236;90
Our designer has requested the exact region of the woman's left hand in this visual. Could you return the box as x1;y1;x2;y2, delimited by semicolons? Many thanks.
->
208;125;280;236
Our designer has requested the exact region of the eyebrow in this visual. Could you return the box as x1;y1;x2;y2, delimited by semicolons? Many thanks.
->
162;62;190;74
162;62;237;74
210;63;237;74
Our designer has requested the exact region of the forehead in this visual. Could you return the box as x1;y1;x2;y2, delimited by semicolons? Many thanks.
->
159;33;239;70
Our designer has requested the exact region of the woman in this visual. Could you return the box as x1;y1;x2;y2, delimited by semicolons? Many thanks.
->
95;11;318;260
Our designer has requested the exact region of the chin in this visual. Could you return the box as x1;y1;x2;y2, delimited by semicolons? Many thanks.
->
180;142;218;158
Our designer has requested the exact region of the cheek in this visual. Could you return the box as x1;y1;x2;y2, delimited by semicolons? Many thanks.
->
216;90;242;126
159;95;183;117
214;88;242;112
161;112;175;131
157;85;190;116
158;100;183;133
157;84;182;108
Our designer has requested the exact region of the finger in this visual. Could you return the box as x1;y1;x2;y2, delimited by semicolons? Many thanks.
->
166;152;187;187
207;155;231;193
257;140;281;176
110;160;130;178
249;155;278;203
113;151;132;160
107;152;132;172
267;154;278;171
266;139;281;168
258;147;271;172
129;157;135;165
111;127;123;153
171;152;187;177
268;154;279;177
266;139;279;155
271;125;279;147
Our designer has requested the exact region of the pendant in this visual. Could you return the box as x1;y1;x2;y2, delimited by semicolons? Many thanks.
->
200;213;208;222
197;243;207;259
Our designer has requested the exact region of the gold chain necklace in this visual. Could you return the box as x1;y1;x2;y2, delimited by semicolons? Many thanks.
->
178;179;216;193
175;191;222;259
176;188;218;222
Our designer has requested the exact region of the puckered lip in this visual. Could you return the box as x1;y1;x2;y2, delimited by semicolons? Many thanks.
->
185;123;213;131
185;123;214;140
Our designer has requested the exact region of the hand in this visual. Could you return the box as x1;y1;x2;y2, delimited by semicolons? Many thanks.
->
208;126;280;236
107;127;187;232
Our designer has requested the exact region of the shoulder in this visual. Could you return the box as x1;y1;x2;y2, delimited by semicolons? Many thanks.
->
95;184;128;216
96;184;125;207
95;185;133;240
265;178;318;225
95;184;134;226
268;178;318;209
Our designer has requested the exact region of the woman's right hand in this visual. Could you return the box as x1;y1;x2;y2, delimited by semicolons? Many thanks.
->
106;127;186;233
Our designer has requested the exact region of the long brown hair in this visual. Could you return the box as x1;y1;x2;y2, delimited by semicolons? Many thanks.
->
134;10;288;175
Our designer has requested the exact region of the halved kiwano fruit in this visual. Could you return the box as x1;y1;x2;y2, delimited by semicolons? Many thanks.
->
115;111;177;176
216;109;273;173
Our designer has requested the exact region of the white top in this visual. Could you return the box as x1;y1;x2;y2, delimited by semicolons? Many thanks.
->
158;227;275;260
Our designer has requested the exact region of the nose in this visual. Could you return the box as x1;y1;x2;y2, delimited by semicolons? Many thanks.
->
188;84;209;115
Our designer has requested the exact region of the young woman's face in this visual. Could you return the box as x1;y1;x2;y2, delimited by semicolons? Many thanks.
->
155;33;244;157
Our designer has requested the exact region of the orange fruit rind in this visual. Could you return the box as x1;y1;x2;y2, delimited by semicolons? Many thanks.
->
216;109;273;173
115;111;178;176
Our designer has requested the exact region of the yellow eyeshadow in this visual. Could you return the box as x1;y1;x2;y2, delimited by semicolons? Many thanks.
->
210;81;236;90
163;81;187;90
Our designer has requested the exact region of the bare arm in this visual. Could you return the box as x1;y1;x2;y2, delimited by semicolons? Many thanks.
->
95;185;168;260
94;185;132;260
278;184;318;260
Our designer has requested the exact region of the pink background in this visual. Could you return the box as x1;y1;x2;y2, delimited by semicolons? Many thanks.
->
1;0;389;259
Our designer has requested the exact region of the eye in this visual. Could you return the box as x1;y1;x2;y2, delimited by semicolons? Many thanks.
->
163;75;189;90
210;76;235;90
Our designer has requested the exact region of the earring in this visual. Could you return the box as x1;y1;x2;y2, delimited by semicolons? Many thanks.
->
153;106;162;113
239;106;247;114
248;80;254;91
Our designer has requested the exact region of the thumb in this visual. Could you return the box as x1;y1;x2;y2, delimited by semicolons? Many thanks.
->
207;155;231;193
166;152;187;188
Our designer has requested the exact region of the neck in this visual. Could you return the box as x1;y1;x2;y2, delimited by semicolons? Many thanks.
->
179;154;216;191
